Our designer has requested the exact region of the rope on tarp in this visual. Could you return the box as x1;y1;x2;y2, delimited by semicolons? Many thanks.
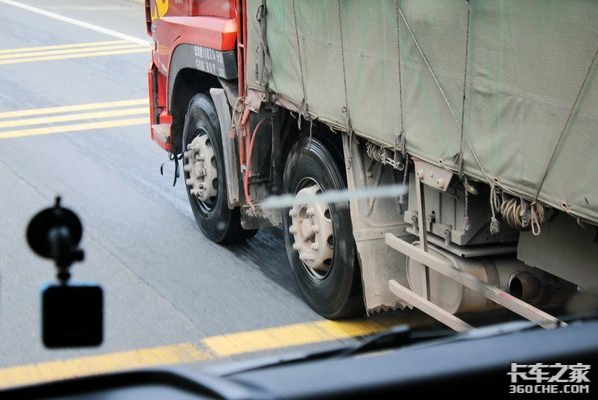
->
534;43;598;205
337;0;354;167
255;0;271;93
397;1;492;190
393;0;406;155
456;0;472;231
291;0;311;133
394;0;409;211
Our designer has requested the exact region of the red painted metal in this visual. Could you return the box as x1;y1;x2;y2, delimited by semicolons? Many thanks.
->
190;0;236;18
147;0;240;152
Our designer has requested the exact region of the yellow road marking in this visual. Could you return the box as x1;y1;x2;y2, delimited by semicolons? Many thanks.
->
0;43;145;60
0;118;148;139
0;318;399;389
0;40;133;55
0;48;149;64
0;107;148;129
203;319;397;357
0;99;148;120
0;343;209;388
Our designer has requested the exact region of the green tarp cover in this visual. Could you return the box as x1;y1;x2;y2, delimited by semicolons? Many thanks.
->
247;0;598;225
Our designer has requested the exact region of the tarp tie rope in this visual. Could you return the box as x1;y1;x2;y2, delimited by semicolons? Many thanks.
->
457;0;472;231
292;0;310;129
398;155;409;213
394;0;406;157
255;0;271;93
397;2;491;188
489;184;501;235
337;0;354;166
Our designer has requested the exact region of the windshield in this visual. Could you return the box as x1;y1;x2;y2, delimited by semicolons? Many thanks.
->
0;0;597;396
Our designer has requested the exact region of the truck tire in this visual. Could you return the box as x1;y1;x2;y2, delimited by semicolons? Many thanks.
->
282;136;363;319
182;94;256;243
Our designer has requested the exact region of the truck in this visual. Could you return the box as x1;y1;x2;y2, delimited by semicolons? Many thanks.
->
145;0;598;329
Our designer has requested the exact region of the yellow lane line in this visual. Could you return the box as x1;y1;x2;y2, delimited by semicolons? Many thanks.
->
202;319;397;357
0;107;148;129
0;40;132;55
0;117;148;139
0;99;148;120
0;318;398;389
0;343;210;389
0;43;145;60
0;48;149;64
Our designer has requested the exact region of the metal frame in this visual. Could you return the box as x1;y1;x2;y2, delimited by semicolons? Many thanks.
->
385;233;565;330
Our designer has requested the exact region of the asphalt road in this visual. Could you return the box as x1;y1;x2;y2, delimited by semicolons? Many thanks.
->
0;0;426;383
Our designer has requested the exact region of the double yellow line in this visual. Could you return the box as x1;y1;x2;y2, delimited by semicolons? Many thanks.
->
0;99;149;139
0;40;149;65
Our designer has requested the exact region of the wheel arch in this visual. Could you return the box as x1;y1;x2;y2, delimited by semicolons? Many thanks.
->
169;68;221;154
168;40;238;155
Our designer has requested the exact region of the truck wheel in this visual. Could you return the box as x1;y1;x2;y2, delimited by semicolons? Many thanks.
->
282;136;363;319
182;94;256;243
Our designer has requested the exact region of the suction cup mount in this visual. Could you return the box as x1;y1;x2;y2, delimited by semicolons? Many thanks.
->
27;197;84;283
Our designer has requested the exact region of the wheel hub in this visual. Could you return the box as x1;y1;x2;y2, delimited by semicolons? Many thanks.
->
288;184;334;278
183;135;218;203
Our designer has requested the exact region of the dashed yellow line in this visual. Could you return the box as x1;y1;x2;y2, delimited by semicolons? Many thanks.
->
0;40;133;55
0;40;149;64
0;99;148;120
0;118;148;139
0;107;148;129
0;99;149;139
0;43;145;60
0;318;400;389
0;48;149;64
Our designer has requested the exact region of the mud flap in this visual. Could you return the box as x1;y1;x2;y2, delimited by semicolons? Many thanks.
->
342;135;414;314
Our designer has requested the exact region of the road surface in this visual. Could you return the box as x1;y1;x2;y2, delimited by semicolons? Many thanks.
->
0;0;429;388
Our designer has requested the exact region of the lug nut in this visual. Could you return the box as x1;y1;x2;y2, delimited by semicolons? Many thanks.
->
306;207;315;217
311;243;319;250
289;208;298;217
292;242;301;250
289;225;297;234
311;225;319;234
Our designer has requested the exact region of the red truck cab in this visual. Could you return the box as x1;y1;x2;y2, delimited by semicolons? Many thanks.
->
145;0;240;153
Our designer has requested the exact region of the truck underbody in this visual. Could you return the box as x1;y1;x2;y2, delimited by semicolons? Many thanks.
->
146;0;598;329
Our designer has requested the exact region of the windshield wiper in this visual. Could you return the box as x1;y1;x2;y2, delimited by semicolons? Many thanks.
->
337;325;454;357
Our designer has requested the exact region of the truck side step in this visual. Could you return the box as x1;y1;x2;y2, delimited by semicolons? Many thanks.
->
151;123;171;145
385;233;566;330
